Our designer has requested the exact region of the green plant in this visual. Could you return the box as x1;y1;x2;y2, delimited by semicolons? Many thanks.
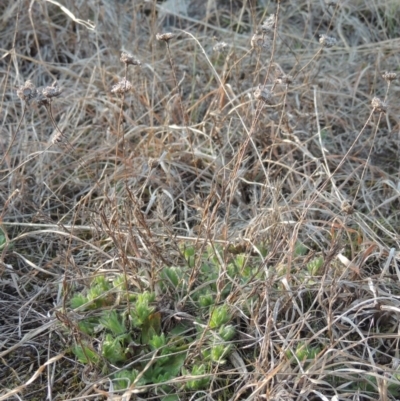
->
209;305;231;329
285;342;322;366
0;227;6;251
307;256;324;276
62;243;244;397
184;364;210;390
113;368;145;390
73;343;101;365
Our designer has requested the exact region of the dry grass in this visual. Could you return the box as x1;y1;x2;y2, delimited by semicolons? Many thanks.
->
1;0;400;400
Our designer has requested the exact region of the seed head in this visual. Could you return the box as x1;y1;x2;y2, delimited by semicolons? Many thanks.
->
261;14;276;33
36;92;51;107
49;131;65;145
213;41;228;53
251;33;269;50
341;201;354;215
275;74;293;86
156;32;174;42
382;71;397;83
319;34;337;48
120;52;141;66
254;84;273;103
371;97;387;113
42;81;62;99
36;81;62;107
17;80;38;104
111;78;132;94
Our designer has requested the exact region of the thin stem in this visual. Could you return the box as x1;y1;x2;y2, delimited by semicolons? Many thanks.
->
164;41;198;176
0;103;27;166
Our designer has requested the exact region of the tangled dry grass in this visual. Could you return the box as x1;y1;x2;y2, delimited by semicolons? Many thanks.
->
1;0;400;400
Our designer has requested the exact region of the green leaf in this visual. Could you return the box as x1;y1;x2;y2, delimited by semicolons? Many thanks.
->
209;305;231;329
113;369;145;390
294;242;308;257
131;292;156;327
70;293;88;309
113;275;127;290
102;334;126;364
307;256;324;276
0;228;6;250
77;319;96;335
161;266;181;288
162;395;180;401
219;324;235;341
87;276;113;307
100;310;126;336
256;244;268;257
210;343;231;363
182;245;196;267
72;344;100;365
163;353;186;374
145;365;175;384
199;292;214;307
234;253;246;269
91;275;112;291
227;262;238;278
149;333;166;350
286;342;321;363
185;364;210;390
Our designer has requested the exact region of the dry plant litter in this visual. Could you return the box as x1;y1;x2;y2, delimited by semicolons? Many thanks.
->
1;0;400;400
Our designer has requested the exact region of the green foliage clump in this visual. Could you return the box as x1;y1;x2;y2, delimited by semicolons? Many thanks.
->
64;245;249;398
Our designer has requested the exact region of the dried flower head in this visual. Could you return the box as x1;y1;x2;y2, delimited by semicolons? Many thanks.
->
261;14;276;33
371;97;387;113
49;131;65;145
35;81;62;107
341;201;354;215
382;71;397;83
275;74;293;86
36;92;50;107
254;84;273;103
120;52;141;66
156;32;174;42
213;41;228;53
251;33;269;50
111;78;132;94
17;80;37;104
319;34;337;48
42;81;62;99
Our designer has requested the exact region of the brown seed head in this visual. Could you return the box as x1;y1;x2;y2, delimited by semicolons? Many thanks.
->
120;52;141;66
156;32;174;42
213;41;228;53
319;34;337;48
341;201;354;215
251;33;269;50
49;131;65;145
37;92;51;107
261;14;276;33
371;97;387;113
382;71;397;83
17;80;37;104
43;81;62;99
111;78;133;94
